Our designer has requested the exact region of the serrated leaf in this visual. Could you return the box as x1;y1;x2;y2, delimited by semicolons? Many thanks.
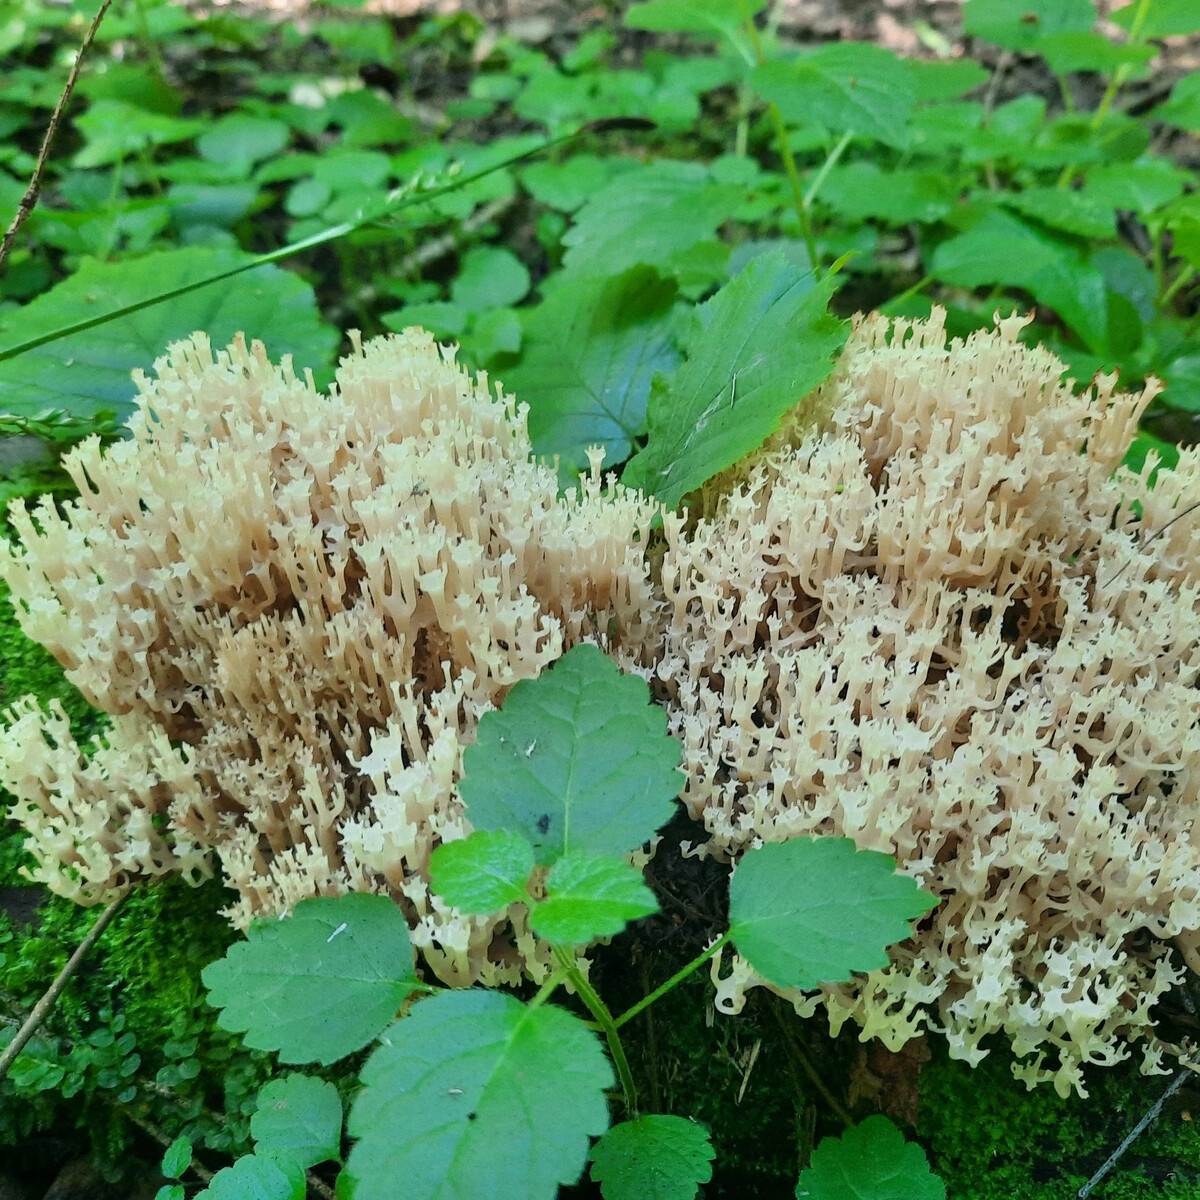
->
999;185;1115;239
1112;0;1200;37
195;1154;306;1200
458;644;682;865
503;266;680;479
905;59;989;103
562;161;741;278
795;1116;946;1200
430;831;534;914
532;854;658;945
591;1115;715;1200
624;0;765;38
344;990;612;1200
202;894;420;1066
963;0;1096;52
1085;161;1188;215
751;44;914;148
0;248;337;421
251;1075;344;1170
817;164;961;225
621;251;847;509
161;1136;193;1180
728;838;935;991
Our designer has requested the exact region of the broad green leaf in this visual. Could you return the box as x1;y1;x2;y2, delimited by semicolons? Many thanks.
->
1112;0;1200;36
795;1116;946;1200
202;894;420;1066
451;246;531;313
430;831;535;914
162;1136;193;1180
381;300;469;339
562;161;741;277
621;251;847;509
344;990;612;1200
963;0;1096;51
197;115;290;174
728;838;935;991
905;59;988;103
155;1188;185;1200
817;164;961;225
1084;161;1188;215
503;266;679;478
999;185;1115;239
751;44;915;148
251;1075;344;1170
521;155;614;212
590;1116;715;1200
1035;31;1155;75
72;100;205;168
458;644;682;865
1151;73;1200;132
532;854;658;945
195;1155;306;1200
624;0;765;39
1161;354;1200;413
0;249;337;421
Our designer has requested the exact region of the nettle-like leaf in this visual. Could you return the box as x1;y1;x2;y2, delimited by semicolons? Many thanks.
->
504;266;680;479
817;163;961;226
531;854;658;945
751;44;915;148
795;1116;946;1200
251;1075;344;1170
0;248;337;421
963;0;1096;52
728;838;936;991
590;1115;716;1200
202;894;420;1066
430;831;535;914
622;251;847;509
195;1154;306;1200
344;990;613;1200
458;644;682;865
561;161;742;278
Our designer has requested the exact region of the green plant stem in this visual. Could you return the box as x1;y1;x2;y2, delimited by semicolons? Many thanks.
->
803;131;853;210
884;272;933;312
528;965;570;1009
0;891;127;1082
1162;264;1197;309
613;933;731;1030
552;946;638;1116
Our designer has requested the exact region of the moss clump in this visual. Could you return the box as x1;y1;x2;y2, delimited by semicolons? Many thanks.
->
920;1042;1200;1198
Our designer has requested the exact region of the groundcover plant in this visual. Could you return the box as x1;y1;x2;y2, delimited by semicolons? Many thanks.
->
2;0;1200;1196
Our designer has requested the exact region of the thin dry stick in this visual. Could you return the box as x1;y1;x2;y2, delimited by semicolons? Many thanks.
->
0;0;113;275
0;891;126;1082
1076;1065;1194;1199
1101;499;1200;588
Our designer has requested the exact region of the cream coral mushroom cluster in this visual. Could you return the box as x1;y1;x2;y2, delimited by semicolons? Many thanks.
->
0;329;657;986
655;309;1200;1095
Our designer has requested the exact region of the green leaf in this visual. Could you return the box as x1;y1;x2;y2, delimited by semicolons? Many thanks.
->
155;1188;185;1200
795;1116;946;1200
590;1116;715;1200
251;1075;344;1170
817;164;961;225
1112;0;1200;37
532;854;658;945
1084;161;1188;215
503;266;679;478
458;644;682;865
161;1136;193;1180
751;44;915;148
521;155;615;212
728;838;935;991
1034;31;1155;75
1151;73;1200;132
963;0;1096;51
0;249;337;421
621;251;847;509
624;0;765;39
562;161;741;277
451;246;531;313
201;894;420;1066
344;990;612;1200
195;1154;306;1200
905;59;988;103
381;300;469;339
429;831;534;914
197;115;290;175
999;185;1115;239
72;100;205;168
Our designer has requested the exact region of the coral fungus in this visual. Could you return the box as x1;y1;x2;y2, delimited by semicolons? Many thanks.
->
656;310;1200;1095
0;329;657;986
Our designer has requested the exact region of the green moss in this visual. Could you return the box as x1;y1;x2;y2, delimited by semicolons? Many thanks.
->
920;1042;1200;1198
